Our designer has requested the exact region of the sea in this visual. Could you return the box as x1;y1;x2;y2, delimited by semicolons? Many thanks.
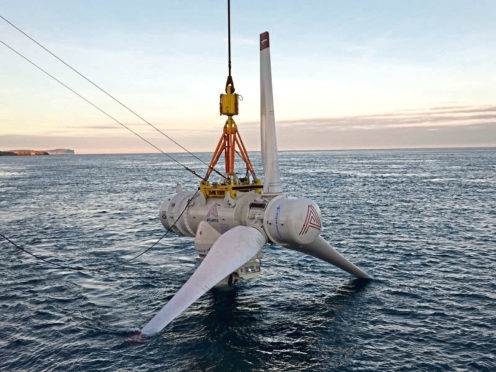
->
0;148;495;371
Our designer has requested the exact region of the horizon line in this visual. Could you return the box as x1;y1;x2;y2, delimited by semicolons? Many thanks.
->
29;144;496;155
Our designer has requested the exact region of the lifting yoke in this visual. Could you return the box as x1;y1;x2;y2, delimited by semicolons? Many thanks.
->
201;0;260;199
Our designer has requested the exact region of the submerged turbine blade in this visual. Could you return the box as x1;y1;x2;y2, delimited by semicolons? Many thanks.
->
288;236;372;279
260;31;282;194
140;226;266;337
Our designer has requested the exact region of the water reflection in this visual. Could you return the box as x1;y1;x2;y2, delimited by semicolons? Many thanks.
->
184;278;371;371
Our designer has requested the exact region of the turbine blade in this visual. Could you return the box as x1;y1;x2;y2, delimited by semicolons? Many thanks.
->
140;226;266;337
288;236;372;279
260;31;282;194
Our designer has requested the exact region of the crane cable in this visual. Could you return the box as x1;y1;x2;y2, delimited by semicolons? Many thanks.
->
0;38;207;180
225;0;235;92
0;14;227;181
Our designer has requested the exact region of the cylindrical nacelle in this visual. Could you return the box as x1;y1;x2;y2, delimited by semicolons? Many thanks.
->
263;196;322;246
160;191;197;237
159;190;263;238
159;191;322;247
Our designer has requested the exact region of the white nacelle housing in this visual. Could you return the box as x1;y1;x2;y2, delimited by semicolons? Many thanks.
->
159;190;266;239
263;196;322;246
160;190;323;248
160;191;197;237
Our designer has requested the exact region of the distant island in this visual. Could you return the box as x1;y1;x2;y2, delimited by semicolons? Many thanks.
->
45;149;75;155
0;149;75;156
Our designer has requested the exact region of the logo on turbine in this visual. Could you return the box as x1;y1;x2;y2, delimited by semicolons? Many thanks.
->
206;203;220;222
299;205;321;235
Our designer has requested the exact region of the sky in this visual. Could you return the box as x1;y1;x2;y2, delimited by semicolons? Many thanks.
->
1;0;495;153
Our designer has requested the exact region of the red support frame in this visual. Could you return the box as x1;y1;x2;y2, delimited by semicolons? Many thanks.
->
204;119;256;181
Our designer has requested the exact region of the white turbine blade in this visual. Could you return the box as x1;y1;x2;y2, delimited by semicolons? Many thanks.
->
288;236;372;279
140;226;266;337
260;31;282;194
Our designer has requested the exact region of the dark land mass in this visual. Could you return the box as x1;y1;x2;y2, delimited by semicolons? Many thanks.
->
0;149;74;156
46;149;75;155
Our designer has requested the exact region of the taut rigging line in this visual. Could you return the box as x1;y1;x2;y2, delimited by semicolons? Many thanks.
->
0;39;206;180
0;14;227;180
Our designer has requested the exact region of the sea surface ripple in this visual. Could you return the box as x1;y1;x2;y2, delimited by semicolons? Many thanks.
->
0;149;495;371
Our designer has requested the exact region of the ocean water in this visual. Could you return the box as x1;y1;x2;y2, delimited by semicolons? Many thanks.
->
0;149;495;371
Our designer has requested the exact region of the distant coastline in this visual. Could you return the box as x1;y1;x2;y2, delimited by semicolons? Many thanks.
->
0;149;75;156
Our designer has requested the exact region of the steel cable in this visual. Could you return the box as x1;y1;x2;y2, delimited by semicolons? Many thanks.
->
0;39;206;180
0;14;226;181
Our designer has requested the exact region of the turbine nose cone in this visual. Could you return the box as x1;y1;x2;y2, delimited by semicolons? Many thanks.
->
263;197;322;245
159;191;196;236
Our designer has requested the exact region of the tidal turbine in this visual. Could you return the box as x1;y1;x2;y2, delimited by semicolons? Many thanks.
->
137;30;371;339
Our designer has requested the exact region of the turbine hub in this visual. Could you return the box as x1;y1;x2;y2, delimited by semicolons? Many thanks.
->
263;196;322;246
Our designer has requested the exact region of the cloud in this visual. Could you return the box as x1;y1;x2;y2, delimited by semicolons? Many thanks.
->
1;105;495;153
239;104;496;132
71;125;120;130
238;104;496;150
428;105;496;114
430;105;472;111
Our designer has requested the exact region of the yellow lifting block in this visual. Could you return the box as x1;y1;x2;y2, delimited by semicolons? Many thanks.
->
220;86;239;116
200;178;262;199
